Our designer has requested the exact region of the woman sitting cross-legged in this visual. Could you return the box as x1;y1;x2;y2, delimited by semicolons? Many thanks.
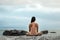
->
26;16;42;36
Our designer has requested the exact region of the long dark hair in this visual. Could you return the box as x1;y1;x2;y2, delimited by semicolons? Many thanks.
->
31;16;36;23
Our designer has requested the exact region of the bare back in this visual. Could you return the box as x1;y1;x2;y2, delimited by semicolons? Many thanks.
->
29;22;38;35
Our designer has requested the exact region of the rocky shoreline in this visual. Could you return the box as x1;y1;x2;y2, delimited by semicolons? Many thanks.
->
0;33;60;40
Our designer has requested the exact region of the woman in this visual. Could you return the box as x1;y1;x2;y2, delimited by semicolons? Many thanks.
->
26;16;42;36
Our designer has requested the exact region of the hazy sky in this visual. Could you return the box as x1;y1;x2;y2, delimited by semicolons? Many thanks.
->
0;0;60;31
0;0;60;8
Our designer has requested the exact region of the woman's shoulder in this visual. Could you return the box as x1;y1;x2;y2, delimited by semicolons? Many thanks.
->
34;23;38;25
29;22;38;25
32;22;38;25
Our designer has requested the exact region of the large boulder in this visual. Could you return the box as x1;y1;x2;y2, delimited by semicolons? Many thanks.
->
3;30;28;36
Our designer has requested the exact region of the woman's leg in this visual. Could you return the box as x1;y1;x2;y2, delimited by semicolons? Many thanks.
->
26;32;43;36
37;32;43;36
26;32;31;35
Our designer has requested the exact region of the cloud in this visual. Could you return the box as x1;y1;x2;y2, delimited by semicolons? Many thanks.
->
0;2;60;14
0;5;60;21
0;0;60;30
12;4;60;14
0;0;60;8
0;5;60;22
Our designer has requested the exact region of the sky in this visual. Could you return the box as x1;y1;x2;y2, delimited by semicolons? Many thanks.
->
0;0;60;31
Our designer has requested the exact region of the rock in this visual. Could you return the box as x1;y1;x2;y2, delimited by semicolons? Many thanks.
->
20;30;28;35
50;32;56;33
3;30;10;36
41;30;48;34
3;30;28;36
